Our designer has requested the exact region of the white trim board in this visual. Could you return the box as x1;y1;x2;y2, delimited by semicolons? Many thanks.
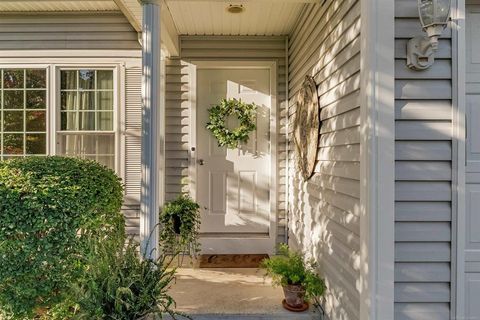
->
454;0;467;318
0;50;142;59
359;0;395;319
189;60;278;255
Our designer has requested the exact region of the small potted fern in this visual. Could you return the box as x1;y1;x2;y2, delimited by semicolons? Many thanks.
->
261;244;326;312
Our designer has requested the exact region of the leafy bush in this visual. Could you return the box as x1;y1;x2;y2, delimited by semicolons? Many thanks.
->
159;195;201;256
261;244;326;300
72;237;180;320
0;156;124;319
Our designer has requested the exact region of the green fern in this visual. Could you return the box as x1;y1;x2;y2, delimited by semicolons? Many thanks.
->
71;237;182;320
261;244;326;300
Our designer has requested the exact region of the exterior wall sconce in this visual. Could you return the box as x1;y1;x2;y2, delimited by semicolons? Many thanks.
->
407;0;451;70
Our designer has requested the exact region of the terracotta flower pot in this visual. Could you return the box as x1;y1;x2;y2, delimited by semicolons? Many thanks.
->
282;284;306;308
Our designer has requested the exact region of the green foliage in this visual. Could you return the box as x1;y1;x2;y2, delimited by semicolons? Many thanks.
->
159;195;201;256
71;237;180;320
261;244;326;300
0;156;124;319
206;98;257;149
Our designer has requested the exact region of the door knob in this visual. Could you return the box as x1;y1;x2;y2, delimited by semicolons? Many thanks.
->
198;159;205;165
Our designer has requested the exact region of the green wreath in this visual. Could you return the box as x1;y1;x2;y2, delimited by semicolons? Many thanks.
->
206;98;257;149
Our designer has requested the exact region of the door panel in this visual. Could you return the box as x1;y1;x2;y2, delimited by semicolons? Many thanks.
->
465;5;480;319
466;274;480;318
466;95;480;172
196;67;272;252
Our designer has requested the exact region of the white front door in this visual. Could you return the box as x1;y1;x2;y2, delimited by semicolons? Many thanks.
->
464;5;480;319
195;64;275;254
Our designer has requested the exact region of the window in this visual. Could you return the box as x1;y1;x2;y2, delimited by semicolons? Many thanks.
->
57;69;116;169
0;66;118;171
0;69;47;159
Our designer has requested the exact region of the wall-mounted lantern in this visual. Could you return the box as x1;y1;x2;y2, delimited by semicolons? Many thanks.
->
407;0;451;70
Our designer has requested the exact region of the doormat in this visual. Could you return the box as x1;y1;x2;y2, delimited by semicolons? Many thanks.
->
198;254;269;268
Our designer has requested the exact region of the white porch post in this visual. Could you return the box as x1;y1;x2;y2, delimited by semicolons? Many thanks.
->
360;0;395;318
139;0;164;260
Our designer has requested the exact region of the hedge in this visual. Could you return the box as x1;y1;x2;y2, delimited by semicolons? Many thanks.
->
0;156;124;319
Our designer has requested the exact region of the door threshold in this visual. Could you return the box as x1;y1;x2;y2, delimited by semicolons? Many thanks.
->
200;233;270;238
198;254;269;268
170;254;269;268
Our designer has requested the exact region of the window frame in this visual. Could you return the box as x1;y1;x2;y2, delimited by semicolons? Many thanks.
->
0;63;122;174
0;64;51;159
55;66;120;171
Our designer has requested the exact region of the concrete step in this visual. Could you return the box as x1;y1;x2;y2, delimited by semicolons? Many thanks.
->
167;268;326;320
165;309;323;320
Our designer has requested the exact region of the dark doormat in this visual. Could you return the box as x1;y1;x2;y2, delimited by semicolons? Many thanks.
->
198;254;269;268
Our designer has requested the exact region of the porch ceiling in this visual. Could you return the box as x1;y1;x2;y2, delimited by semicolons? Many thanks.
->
115;0;317;36
166;1;306;36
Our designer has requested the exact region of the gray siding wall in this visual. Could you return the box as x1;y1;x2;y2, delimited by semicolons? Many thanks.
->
394;1;453;319
165;58;191;202
0;12;141;50
287;1;361;319
177;35;288;245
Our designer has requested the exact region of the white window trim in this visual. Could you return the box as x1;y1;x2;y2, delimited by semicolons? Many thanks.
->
0;64;51;158
54;65;121;173
0;63;124;178
454;0;466;318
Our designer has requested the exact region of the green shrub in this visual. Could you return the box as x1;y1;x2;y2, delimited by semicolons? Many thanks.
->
159;195;201;256
0;156;124;319
261;244;326;300
72;237;180;320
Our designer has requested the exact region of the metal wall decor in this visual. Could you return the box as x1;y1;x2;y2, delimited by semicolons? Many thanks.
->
293;75;320;180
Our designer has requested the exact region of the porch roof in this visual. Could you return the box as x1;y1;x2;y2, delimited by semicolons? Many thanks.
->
120;0;308;36
116;0;319;56
0;0;321;57
0;0;119;12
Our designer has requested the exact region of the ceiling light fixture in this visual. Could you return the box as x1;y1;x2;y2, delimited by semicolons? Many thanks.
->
227;4;244;14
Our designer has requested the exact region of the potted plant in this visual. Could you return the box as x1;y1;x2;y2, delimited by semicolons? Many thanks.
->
159;194;201;257
261;244;326;312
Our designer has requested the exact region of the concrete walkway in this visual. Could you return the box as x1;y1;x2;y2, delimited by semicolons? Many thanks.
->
168;268;321;320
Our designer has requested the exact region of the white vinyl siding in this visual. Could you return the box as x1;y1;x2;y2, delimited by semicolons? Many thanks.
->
287;1;361;319
177;36;288;246
394;1;453;319
123;66;142;236
0;13;140;50
124;67;142;203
